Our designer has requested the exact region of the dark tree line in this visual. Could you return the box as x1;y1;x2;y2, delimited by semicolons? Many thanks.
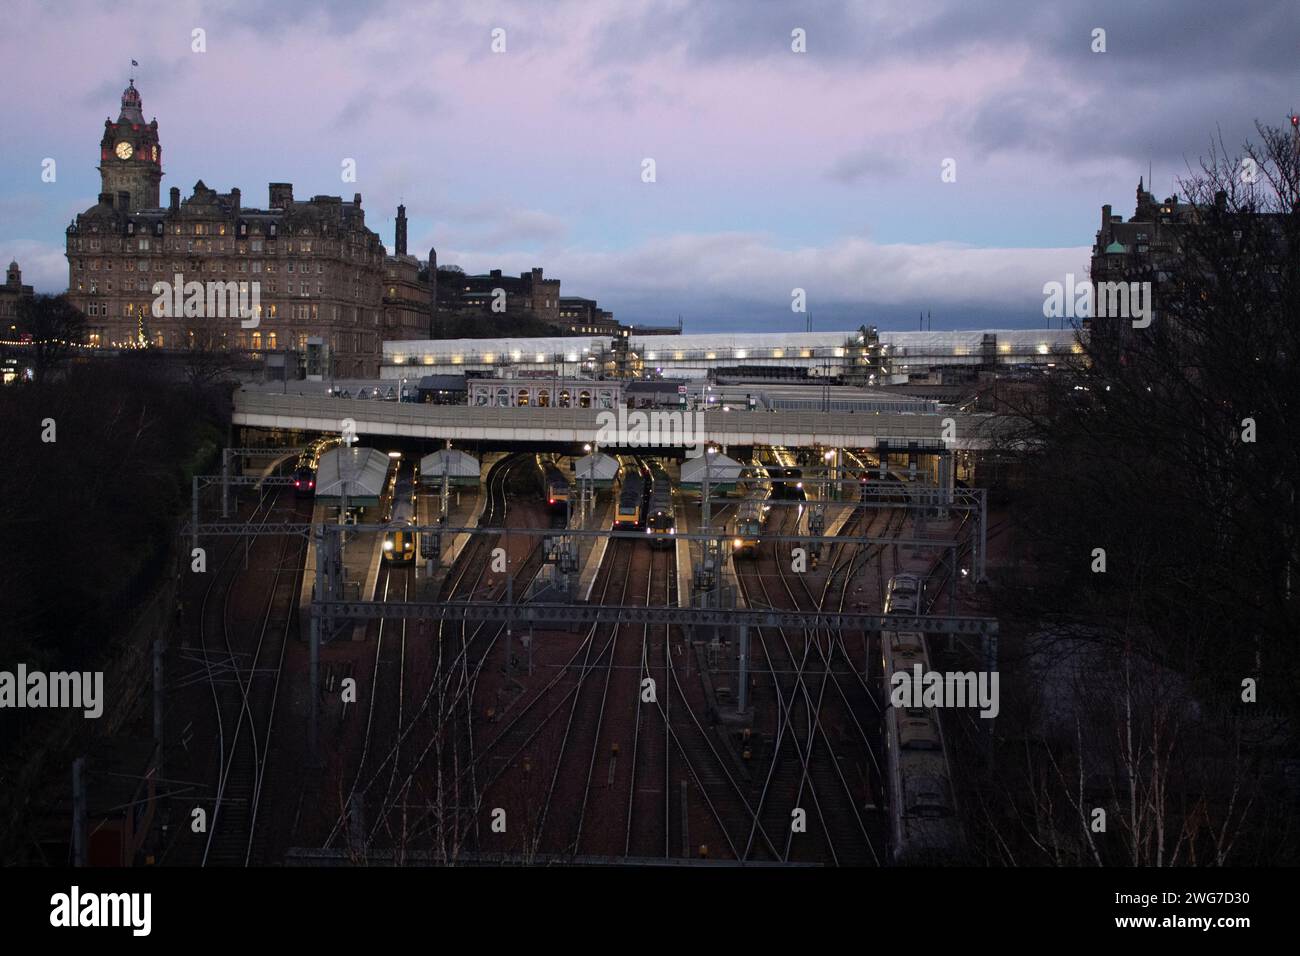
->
0;359;226;743
964;123;1300;865
14;294;86;384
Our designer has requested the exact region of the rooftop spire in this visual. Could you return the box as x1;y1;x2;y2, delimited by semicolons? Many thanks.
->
118;78;145;125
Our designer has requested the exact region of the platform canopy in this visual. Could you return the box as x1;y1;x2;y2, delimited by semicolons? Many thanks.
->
419;448;481;487
316;447;390;506
573;452;621;488
679;451;744;490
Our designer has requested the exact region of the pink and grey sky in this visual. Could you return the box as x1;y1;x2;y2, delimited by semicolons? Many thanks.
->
1;0;1295;330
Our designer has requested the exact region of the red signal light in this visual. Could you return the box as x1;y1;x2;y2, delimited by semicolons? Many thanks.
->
294;480;301;487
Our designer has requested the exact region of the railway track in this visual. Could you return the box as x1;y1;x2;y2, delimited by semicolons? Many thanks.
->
623;546;672;858
197;479;305;866
734;490;894;865
531;538;636;856
324;453;543;856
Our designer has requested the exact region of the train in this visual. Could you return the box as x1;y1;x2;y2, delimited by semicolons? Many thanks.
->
768;466;805;501
382;473;418;565
645;460;675;547
537;455;571;519
292;435;341;498
614;462;649;530
731;470;772;557
880;573;961;863
884;572;924;615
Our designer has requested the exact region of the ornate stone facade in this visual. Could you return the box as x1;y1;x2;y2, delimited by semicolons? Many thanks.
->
64;80;408;377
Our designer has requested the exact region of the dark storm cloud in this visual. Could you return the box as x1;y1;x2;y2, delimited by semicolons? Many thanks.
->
597;0;1297;79
588;0;1296;172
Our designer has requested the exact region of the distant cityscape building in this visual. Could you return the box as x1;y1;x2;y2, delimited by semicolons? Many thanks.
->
1089;177;1197;339
63;79;415;376
1;260;34;331
383;329;1082;383
451;268;561;325
62;78;623;377
558;296;617;335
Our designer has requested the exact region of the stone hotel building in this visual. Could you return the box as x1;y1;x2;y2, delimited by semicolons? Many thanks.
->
63;79;427;377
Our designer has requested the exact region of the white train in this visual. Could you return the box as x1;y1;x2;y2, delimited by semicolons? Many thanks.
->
881;575;962;863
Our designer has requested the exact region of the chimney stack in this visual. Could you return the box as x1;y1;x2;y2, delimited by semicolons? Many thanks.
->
1101;203;1111;235
169;186;180;212
230;187;241;210
118;191;131;211
395;204;407;256
269;182;293;209
428;246;438;335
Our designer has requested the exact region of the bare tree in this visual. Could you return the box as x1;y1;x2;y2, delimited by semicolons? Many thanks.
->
16;294;85;384
972;120;1300;865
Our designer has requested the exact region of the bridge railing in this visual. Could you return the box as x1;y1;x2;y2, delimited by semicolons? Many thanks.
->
233;391;1006;445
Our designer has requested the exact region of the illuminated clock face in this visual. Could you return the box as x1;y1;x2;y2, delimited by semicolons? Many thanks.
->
115;141;134;160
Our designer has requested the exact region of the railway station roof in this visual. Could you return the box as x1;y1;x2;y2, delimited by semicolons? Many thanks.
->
316;446;390;506
679;451;745;486
574;452;621;485
419;448;480;483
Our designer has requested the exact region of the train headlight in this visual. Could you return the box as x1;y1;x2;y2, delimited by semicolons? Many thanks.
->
733;538;743;549
383;540;394;552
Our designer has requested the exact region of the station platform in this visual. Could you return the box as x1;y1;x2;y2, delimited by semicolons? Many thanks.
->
811;500;856;571
674;490;741;611
296;506;383;642
576;488;616;602
417;452;499;572
296;505;383;643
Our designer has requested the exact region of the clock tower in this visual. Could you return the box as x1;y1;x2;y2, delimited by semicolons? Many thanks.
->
98;78;162;210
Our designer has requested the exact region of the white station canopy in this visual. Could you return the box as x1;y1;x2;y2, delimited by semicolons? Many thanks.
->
573;452;621;486
315;447;391;506
419;448;481;486
679;452;744;486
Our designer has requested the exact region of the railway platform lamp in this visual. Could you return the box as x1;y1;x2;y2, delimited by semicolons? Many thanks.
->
823;448;838;501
